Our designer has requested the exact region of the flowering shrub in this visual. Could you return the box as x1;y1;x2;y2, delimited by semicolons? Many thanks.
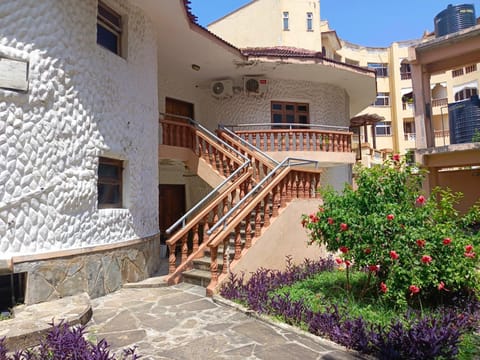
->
302;156;480;307
0;322;140;360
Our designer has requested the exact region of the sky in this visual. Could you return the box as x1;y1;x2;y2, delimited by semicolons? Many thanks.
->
190;0;480;47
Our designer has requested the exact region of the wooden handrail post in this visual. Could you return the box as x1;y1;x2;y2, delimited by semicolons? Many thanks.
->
234;224;241;260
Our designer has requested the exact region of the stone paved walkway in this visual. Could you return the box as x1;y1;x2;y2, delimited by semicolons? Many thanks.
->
87;283;365;360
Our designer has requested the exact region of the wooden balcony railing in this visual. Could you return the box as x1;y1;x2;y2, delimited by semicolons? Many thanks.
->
206;165;321;295
432;98;448;108
161;119;244;178
234;129;352;153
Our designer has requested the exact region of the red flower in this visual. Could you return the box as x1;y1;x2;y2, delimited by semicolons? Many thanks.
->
340;223;348;231
416;195;426;205
392;154;400;162
318;207;325;213
421;255;432;264
368;265;379;272
416;239;426;248
465;252;476;258
327;217;334;225
335;258;343;265
309;213;319;223
389;250;399;260
345;260;351;267
465;244;474;253
438;281;450;292
409;285;420;296
301;219;308;227
364;247;372;255
442;237;452;246
386;214;395;221
339;246;349;254
380;282;388;293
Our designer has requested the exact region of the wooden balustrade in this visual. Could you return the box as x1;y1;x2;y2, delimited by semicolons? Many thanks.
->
234;129;352;153
206;167;321;296
165;171;253;284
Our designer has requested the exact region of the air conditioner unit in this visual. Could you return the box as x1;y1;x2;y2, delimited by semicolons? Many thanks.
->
244;76;268;96
211;79;233;98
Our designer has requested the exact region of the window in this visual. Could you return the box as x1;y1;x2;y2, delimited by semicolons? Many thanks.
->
306;12;313;31
373;92;390;106
283;12;289;30
465;64;477;74
455;87;478;101
271;101;309;128
345;58;359;66
400;62;411;80
98;157;123;208
375;121;392;136
368;63;389;77
97;1;122;55
452;68;464;78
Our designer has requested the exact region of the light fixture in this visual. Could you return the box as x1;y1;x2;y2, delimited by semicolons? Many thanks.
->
191;64;200;71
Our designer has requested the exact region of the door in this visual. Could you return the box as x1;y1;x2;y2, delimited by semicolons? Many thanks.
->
159;184;186;242
165;97;194;122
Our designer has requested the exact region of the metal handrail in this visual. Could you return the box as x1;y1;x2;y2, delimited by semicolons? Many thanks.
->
218;124;279;165
222;122;350;132
207;157;319;235
161;113;251;235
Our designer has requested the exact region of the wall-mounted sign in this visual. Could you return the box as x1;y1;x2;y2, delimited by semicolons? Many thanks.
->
0;57;28;91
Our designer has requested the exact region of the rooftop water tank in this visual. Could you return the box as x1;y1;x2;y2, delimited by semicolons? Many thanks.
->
434;4;476;37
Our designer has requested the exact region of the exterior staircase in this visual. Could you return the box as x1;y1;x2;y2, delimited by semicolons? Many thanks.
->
159;115;326;295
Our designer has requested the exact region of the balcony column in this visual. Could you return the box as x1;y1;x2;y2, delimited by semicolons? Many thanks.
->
411;62;434;149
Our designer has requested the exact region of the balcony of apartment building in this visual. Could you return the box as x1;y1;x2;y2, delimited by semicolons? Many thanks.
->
408;24;480;212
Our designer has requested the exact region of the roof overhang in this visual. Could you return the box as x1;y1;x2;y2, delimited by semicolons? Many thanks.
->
130;0;376;114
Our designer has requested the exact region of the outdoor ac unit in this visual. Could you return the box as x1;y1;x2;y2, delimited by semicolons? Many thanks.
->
244;76;268;95
211;79;233;98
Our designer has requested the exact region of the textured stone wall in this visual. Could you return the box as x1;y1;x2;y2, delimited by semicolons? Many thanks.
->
0;0;159;258
14;234;161;305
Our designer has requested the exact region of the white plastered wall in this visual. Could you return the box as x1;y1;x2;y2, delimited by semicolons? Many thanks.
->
0;0;159;257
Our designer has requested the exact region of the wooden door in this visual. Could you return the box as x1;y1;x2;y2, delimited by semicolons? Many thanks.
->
159;184;186;242
165;97;194;122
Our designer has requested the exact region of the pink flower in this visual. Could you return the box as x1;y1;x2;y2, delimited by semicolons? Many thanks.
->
339;246;349;254
421;255;432;264
327;217;334;225
392;154;400;162
380;282;388;293
438;281;449;292
442;238;452;246
386;214;395;221
409;285;420;296
335;258;343;265
345;260;352;267
389;250;399;260
309;213;319;223
416;239;426;248
364;247;372;255
340;223;348;231
465;244;474;253
465;252;476;258
368;265;379;272
416;195;426;205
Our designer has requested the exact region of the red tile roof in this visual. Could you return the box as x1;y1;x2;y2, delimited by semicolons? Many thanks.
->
241;47;323;59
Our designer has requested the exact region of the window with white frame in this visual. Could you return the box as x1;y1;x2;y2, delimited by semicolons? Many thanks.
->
455;87;478;101
306;12;313;31
97;1;123;56
375;121;392;136
368;62;389;77
283;12;289;30
373;92;390;106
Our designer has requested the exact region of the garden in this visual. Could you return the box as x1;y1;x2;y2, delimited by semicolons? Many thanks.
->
221;156;480;359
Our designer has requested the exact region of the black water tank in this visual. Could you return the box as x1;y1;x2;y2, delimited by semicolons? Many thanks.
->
448;95;480;144
434;4;476;37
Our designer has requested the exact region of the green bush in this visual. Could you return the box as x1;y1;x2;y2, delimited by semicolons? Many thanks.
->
303;156;480;308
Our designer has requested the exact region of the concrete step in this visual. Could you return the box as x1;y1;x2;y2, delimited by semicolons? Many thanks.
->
182;269;211;287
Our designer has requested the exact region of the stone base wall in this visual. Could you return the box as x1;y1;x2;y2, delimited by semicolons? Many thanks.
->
13;234;160;305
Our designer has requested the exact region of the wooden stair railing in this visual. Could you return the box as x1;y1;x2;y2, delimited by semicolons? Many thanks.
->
206;166;321;296
161;119;244;177
165;170;253;284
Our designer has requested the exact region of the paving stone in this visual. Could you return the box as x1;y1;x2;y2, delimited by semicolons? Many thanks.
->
255;342;322;360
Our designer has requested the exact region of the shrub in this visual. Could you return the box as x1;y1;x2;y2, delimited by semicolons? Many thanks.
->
0;321;140;360
302;156;480;308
